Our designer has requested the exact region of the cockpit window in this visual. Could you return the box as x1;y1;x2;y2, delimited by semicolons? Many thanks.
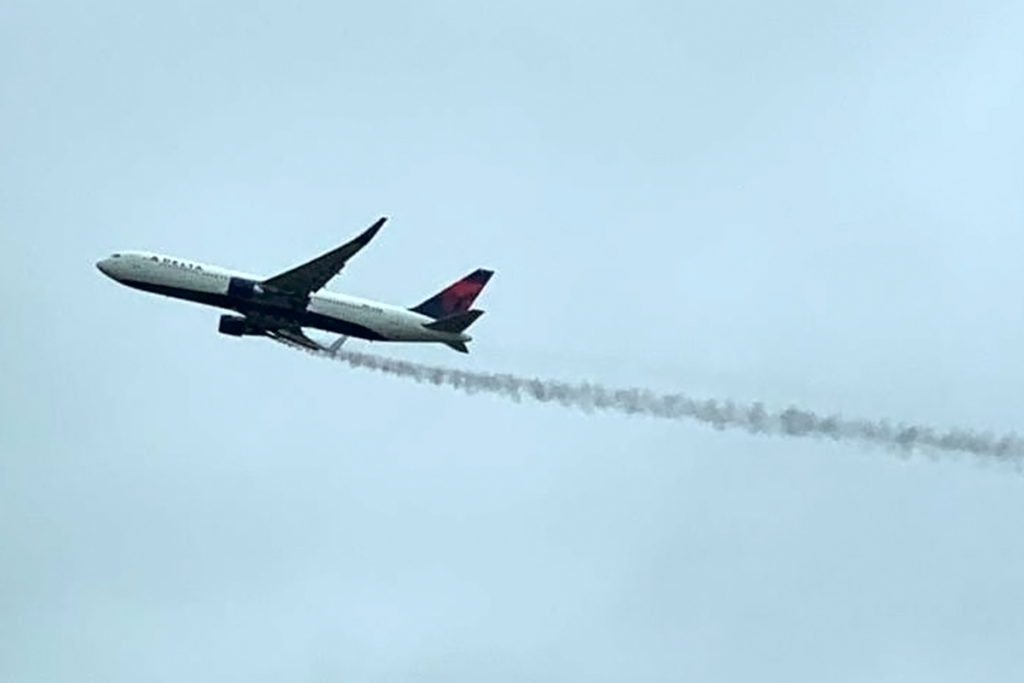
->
112;253;122;258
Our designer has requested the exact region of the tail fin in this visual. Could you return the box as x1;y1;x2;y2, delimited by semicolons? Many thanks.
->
410;268;494;319
423;309;484;334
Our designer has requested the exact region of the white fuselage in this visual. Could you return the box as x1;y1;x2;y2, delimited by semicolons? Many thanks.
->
95;250;471;345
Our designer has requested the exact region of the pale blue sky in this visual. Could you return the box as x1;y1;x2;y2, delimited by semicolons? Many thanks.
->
2;1;1024;680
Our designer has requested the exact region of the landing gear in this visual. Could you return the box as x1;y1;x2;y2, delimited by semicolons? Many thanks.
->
327;335;349;354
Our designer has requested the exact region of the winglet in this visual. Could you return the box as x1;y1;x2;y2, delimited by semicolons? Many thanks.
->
359;216;387;243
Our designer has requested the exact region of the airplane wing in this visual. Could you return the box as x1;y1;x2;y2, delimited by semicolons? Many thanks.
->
239;311;330;351
261;217;387;296
220;311;346;353
265;326;329;352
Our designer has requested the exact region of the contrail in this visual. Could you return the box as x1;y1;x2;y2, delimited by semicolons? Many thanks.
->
302;347;1024;466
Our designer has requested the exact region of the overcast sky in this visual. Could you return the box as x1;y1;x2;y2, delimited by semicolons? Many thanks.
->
3;0;1024;680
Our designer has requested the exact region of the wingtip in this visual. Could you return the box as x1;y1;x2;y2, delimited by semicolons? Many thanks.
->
361;216;387;239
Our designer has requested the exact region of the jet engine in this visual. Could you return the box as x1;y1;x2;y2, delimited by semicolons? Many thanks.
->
218;314;261;337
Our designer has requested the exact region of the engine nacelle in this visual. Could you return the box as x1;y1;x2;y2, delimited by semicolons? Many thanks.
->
218;314;259;337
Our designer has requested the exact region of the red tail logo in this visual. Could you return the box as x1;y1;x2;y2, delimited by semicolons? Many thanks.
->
410;269;494;319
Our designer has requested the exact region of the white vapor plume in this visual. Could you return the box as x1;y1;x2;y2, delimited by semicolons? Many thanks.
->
305;347;1024;466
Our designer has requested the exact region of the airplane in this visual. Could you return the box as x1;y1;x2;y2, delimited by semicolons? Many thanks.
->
95;216;494;354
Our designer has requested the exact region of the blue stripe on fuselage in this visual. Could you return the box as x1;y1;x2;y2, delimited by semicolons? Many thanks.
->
117;278;388;341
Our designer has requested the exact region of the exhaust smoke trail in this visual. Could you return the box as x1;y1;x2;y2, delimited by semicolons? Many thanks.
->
305;347;1023;466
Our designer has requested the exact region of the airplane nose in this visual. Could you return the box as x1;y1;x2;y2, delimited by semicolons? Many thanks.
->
96;258;113;277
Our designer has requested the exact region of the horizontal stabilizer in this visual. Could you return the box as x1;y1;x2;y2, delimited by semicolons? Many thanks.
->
423;309;484;334
444;341;470;354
